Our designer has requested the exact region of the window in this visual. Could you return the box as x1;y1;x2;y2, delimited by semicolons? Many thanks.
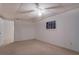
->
46;20;56;29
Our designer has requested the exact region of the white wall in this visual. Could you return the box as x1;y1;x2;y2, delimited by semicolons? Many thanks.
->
36;8;79;52
0;18;14;46
14;20;35;41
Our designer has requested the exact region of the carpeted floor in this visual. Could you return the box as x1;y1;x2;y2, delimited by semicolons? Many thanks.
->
0;39;79;55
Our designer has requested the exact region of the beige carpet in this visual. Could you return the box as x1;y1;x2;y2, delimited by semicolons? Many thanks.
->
0;39;79;55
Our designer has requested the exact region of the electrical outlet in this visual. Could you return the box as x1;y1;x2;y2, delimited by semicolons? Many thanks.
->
0;32;1;34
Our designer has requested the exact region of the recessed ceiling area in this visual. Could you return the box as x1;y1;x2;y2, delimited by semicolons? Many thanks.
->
0;3;79;22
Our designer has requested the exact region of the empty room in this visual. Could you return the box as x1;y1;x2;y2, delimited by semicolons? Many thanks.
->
0;3;79;55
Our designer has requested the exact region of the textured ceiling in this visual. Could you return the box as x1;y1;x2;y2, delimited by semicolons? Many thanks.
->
0;3;79;22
